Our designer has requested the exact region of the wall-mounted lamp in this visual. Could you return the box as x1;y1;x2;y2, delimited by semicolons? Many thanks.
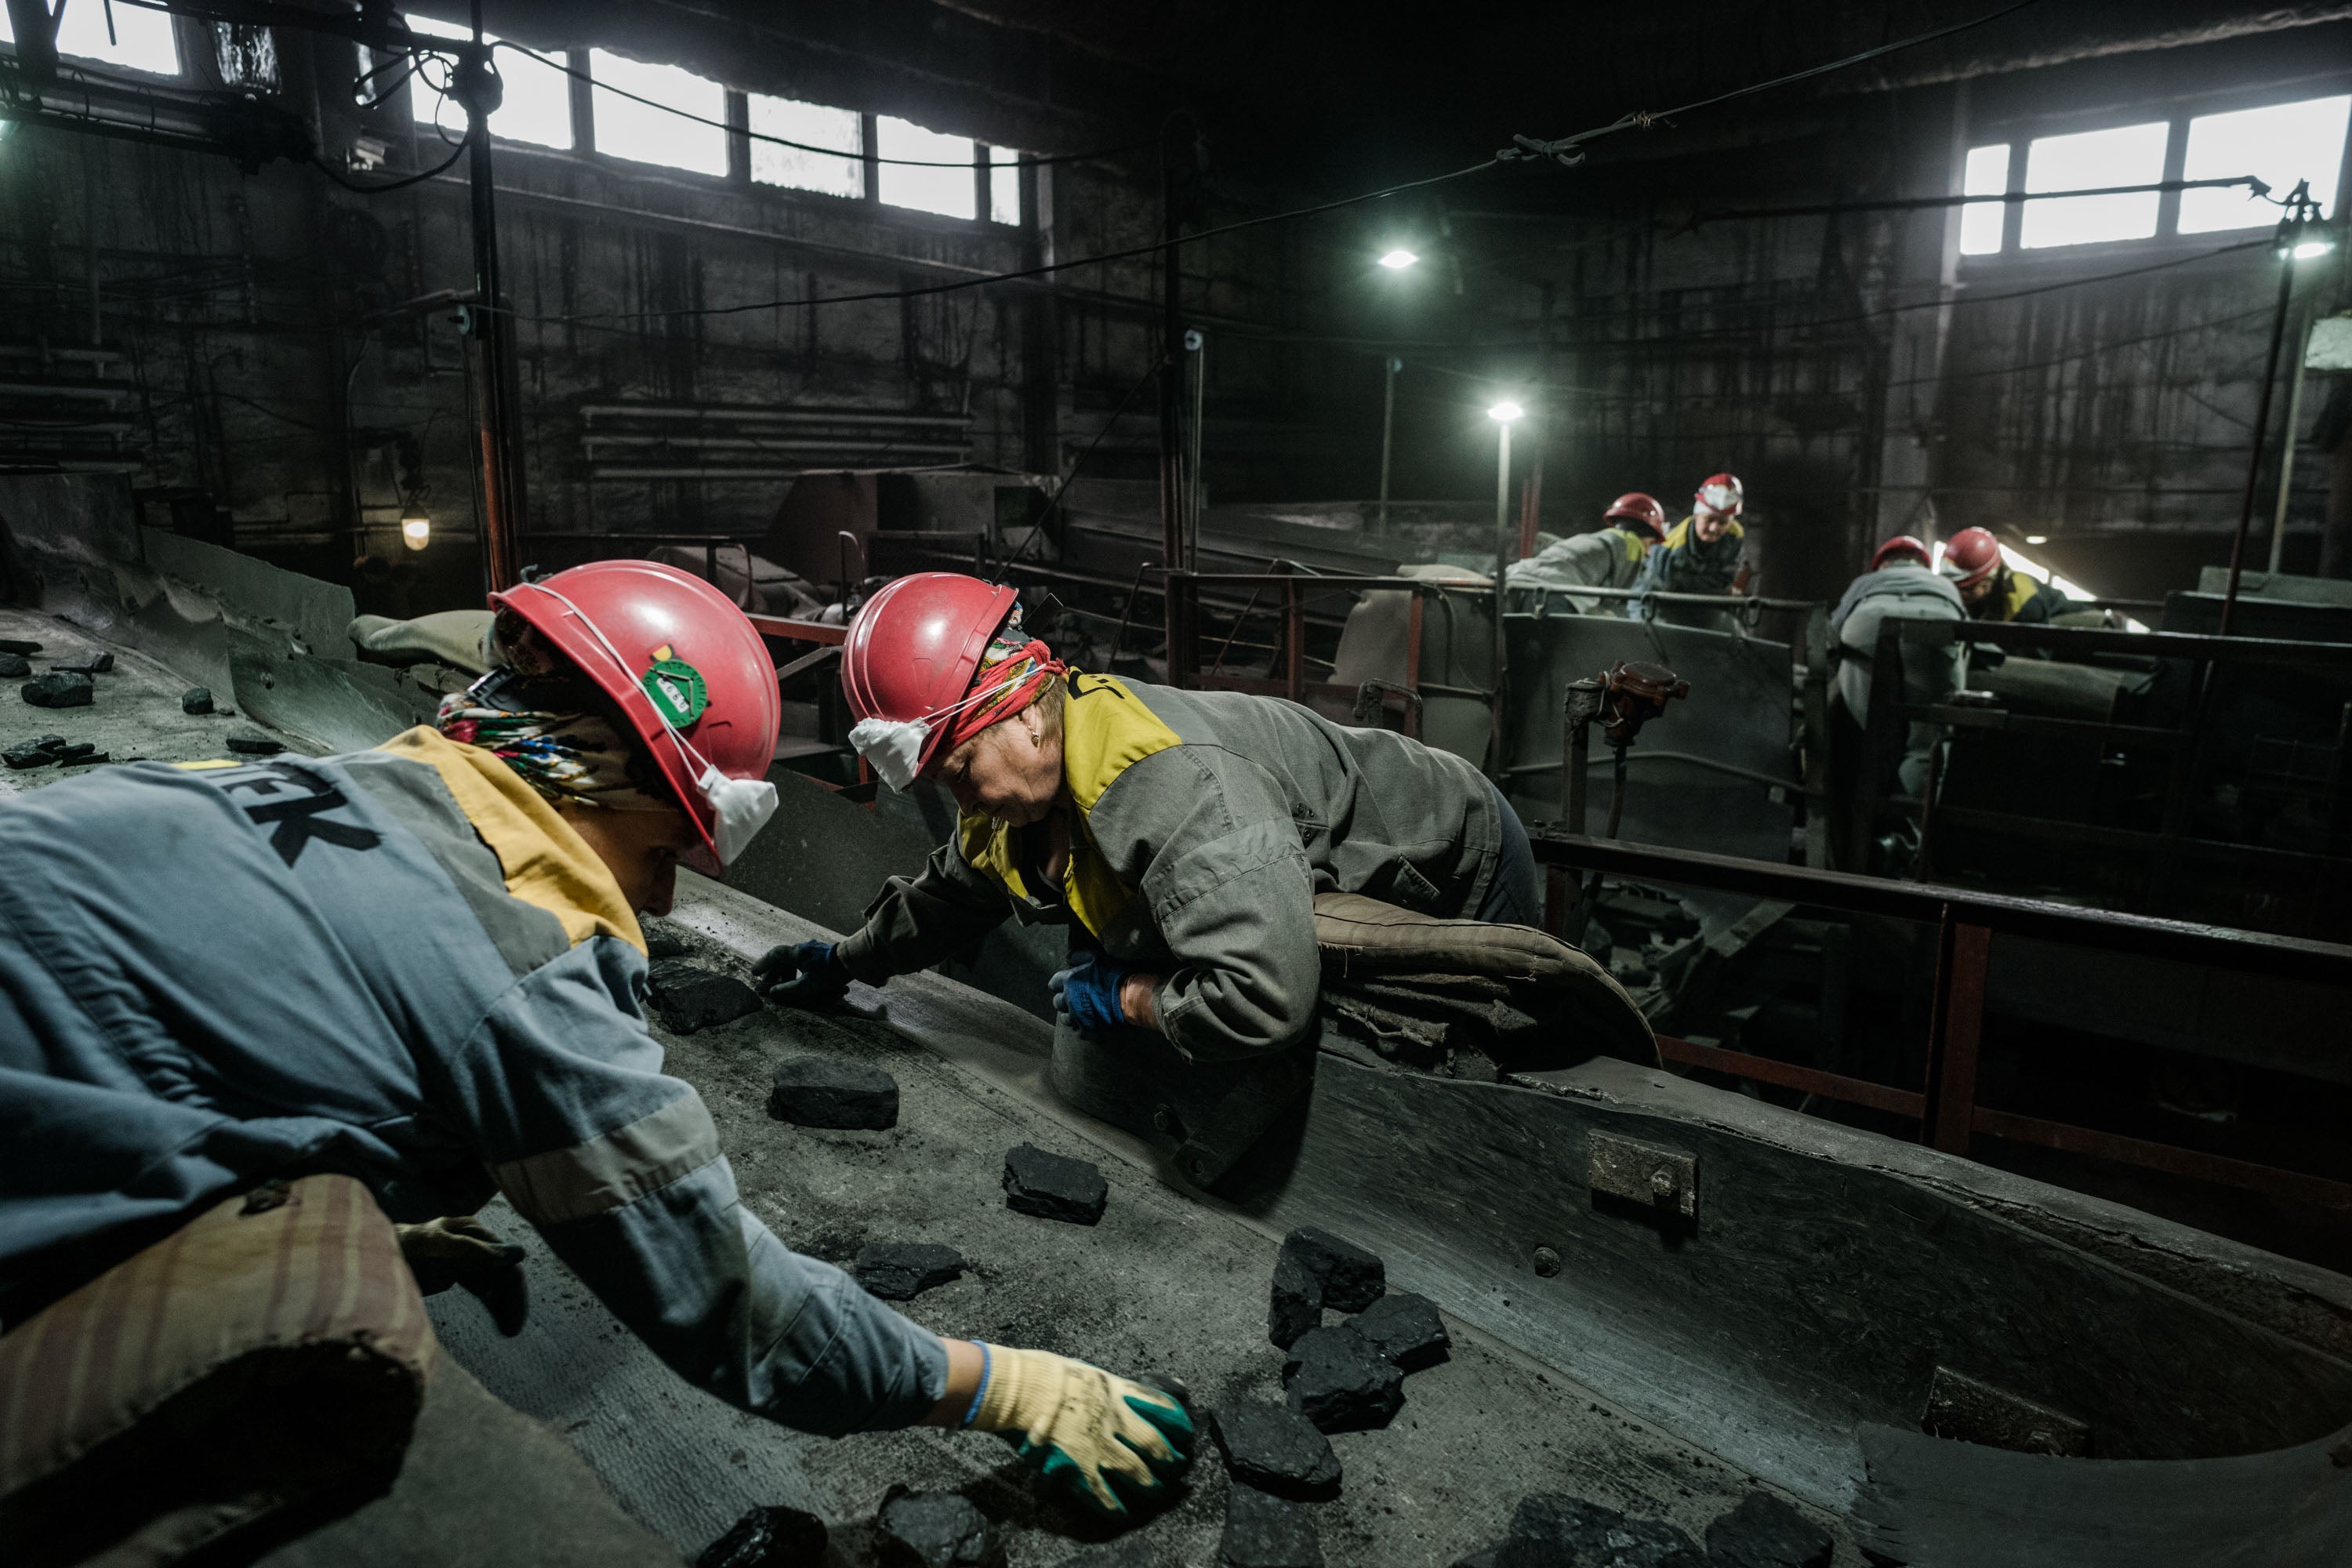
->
400;507;431;551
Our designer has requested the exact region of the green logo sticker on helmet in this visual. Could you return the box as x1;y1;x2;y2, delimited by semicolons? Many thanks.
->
643;656;708;728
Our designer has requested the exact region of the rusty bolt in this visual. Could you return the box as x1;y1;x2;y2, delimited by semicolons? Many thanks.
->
1532;1246;1563;1278
1650;1166;1677;1198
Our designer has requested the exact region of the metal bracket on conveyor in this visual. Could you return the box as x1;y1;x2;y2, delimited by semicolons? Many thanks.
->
1586;1129;1698;1225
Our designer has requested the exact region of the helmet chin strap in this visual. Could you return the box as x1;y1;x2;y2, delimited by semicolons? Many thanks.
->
519;583;779;866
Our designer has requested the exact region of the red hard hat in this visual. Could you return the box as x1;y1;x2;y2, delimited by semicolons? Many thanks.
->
1604;492;1668;539
1871;535;1931;572
1938;527;2003;589
491;561;782;873
1694;473;1744;517
842;572;1022;780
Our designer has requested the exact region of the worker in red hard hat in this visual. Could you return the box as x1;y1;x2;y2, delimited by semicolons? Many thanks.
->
0;560;1190;1520
1869;535;1932;572
1831;536;1969;805
1628;472;1751;620
1507;492;1668;613
759;571;1543;1110
1938;526;2073;626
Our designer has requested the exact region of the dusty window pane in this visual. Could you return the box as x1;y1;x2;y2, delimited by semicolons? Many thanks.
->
750;96;864;198
1958;144;2009;256
408;15;574;151
990;147;1023;225
590;49;728;176
2020;122;2168;249
877;115;977;220
1;2;184;75
2179;95;2350;234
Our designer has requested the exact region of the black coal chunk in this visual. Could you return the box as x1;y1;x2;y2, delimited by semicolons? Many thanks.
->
877;1486;1002;1568
50;741;96;763
853;1243;966;1301
2;744;53;770
1279;1228;1384;1313
768;1056;899;1130
0;655;26;679
182;687;216;715
0;639;40;655
1003;1142;1107;1225
1210;1401;1341;1501
1704;1494;1831;1568
645;959;763;1034
59;749;107;767
641;920;691;959
1281;1325;1402;1434
1268;1248;1322;1348
51;653;114;675
1494;1495;1703;1568
1450;1548;1502;1568
225;731;283;754
1345;1291;1450;1373
1220;1484;1323;1568
695;1504;828;1568
21;672;93;709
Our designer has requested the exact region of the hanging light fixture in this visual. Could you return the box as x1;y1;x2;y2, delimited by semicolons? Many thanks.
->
399;505;431;551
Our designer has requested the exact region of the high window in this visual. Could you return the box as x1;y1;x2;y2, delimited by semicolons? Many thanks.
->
408;16;572;150
1960;91;2352;257
2179;95;2350;234
990;146;1022;225
589;50;728;177
0;3;182;76
750;96;863;198
877;115;977;220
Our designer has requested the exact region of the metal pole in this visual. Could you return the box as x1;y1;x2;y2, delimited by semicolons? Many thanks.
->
1377;356;1399;528
2267;310;2316;578
1492;419;1512;729
1158;117;1189;657
2220;205;2303;639
460;7;524;592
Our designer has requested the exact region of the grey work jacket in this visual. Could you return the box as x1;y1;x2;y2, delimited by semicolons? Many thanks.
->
0;730;945;1434
1831;565;1968;794
1507;525;1650;613
838;675;1501;1062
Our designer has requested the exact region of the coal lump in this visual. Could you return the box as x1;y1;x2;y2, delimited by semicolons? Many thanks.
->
877;1486;1002;1568
644;960;764;1034
1345;1291;1450;1372
1268;1247;1322;1348
226;731;284;754
1281;1324;1403;1433
1210;1400;1341;1500
21;672;93;709
853;1243;966;1301
1703;1493;1831;1568
768;1056;899;1130
695;1504;828;1568
1002;1142;1107;1225
182;687;216;715
1279;1227;1384;1312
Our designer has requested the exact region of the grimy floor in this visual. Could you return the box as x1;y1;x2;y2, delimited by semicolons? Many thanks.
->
4;604;1859;1565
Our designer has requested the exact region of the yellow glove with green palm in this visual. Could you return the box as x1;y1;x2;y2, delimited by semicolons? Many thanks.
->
964;1345;1193;1516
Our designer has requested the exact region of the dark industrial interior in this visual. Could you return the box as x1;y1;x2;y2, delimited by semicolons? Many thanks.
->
5;2;2352;1565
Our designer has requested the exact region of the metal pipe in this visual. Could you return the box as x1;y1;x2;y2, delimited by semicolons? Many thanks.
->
1376;355;1399;529
2220;205;2303;637
2267;310;2317;577
1491;417;1512;773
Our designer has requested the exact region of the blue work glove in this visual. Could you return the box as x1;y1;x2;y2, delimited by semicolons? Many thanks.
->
752;940;851;1007
1049;952;1131;1036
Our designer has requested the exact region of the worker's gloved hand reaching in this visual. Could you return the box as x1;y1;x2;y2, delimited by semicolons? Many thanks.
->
966;1345;1194;1517
753;939;851;1007
1049;952;1130;1036
394;1214;529;1336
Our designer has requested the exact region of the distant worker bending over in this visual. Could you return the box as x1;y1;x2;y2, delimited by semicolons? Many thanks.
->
1831;535;1967;798
1939;526;2073;625
1628;472;1751;613
761;572;1541;1069
1507;492;1667;613
0;562;1189;1519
